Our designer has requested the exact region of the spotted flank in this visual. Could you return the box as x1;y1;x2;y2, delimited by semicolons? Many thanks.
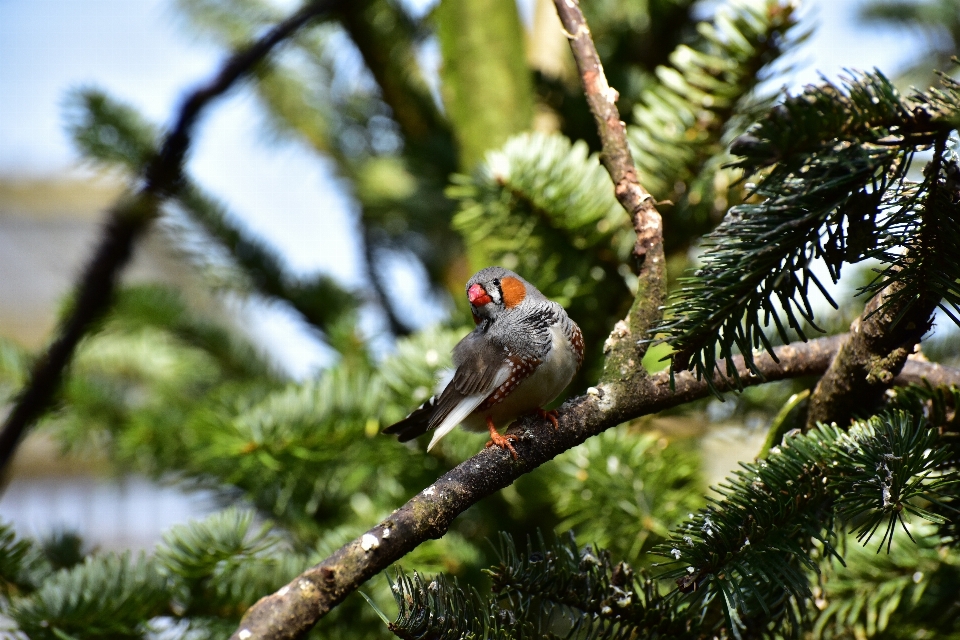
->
479;354;541;411
568;321;585;368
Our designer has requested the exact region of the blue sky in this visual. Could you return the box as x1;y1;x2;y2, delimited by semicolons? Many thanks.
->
0;0;927;374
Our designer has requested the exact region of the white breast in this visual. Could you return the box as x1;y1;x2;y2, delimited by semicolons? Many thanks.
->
523;323;579;404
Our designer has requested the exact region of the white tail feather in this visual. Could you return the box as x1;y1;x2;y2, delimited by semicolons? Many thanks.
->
426;364;510;451
426;393;487;451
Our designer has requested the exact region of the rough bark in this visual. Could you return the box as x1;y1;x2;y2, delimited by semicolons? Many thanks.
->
806;137;956;428
806;285;938;428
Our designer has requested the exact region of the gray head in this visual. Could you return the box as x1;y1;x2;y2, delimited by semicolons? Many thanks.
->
465;267;544;321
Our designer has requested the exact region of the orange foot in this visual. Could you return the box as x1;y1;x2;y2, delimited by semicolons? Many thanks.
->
484;416;519;460
536;408;560;430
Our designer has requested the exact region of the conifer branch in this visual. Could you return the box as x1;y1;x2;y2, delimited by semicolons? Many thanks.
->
389;533;690;638
0;0;343;476
806;138;959;428
67;89;360;339
231;334;960;639
656;410;954;635
551;0;667;381
659;72;960;388
805;282;938;429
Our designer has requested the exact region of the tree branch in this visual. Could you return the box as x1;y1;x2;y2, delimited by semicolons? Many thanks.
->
336;0;454;165
0;0;342;477
897;357;960;387
232;333;960;639
551;0;667;381
805;285;938;428
806;138;953;428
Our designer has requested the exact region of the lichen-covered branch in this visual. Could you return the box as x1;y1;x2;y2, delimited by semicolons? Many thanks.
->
805;285;938;429
551;0;666;381
0;0;342;476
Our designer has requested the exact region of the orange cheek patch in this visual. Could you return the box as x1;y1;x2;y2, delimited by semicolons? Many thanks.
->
501;276;526;309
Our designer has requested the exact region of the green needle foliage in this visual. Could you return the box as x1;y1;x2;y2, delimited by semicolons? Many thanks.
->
1;510;310;639
389;533;690;639
659;72;960;385
549;428;703;565
628;0;806;251
811;524;960;639
387;411;960;639
9;553;168;640
656;409;957;637
0;522;50;598
452;132;635;309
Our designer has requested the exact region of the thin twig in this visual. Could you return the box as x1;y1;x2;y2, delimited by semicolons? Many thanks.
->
551;0;660;259
0;0;342;476
551;0;667;381
232;333;960;639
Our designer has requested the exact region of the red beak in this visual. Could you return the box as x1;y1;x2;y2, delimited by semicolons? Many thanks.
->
468;283;492;306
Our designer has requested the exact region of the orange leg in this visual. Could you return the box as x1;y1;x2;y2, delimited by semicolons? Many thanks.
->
484;416;519;460
536;408;560;430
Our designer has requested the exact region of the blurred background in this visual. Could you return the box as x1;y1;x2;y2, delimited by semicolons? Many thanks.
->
0;0;954;575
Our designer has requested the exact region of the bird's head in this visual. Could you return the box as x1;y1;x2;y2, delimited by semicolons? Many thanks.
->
465;266;533;323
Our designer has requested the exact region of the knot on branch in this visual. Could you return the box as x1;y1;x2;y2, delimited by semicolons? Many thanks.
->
867;347;909;385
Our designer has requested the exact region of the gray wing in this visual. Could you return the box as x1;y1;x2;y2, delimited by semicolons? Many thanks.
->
429;331;509;429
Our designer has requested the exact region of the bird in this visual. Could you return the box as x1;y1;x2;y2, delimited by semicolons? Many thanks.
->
382;266;584;459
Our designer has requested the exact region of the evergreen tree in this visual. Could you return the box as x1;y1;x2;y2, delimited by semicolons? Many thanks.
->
0;0;959;639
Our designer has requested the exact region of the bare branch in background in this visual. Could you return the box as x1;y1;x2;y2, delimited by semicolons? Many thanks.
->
0;0;344;477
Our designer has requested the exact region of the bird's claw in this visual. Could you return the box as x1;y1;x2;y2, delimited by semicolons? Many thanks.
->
536;408;560;430
485;432;519;459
